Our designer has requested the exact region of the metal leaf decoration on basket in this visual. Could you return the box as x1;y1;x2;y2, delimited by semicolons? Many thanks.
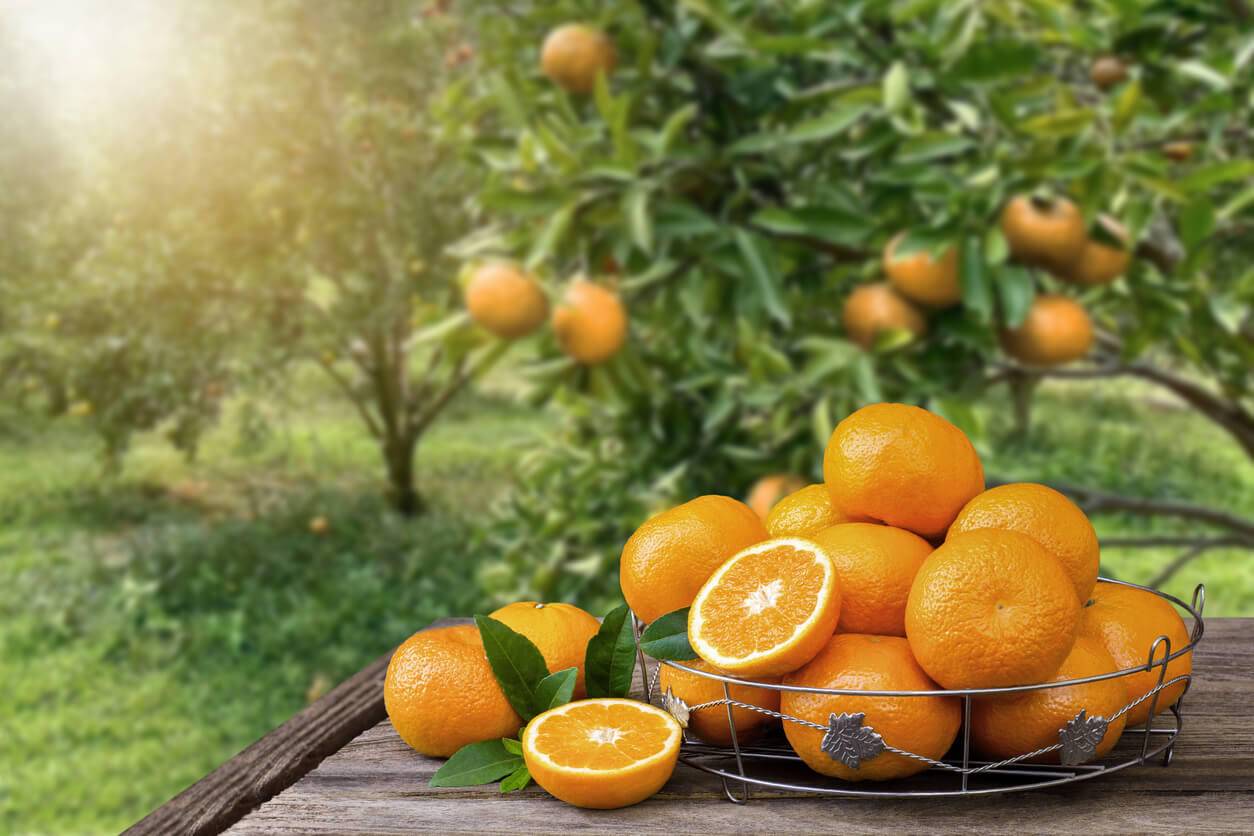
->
1059;709;1110;766
821;712;885;769
662;686;691;730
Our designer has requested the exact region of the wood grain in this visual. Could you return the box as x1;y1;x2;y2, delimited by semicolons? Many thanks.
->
224;618;1254;835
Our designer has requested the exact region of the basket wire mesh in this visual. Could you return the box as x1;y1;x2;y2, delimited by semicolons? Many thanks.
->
633;578;1205;801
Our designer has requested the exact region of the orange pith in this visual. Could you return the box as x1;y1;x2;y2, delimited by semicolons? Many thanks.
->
688;537;841;678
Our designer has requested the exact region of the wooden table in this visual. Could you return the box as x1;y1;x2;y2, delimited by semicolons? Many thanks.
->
126;618;1254;835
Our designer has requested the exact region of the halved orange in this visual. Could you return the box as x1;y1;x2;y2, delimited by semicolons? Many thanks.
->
521;698;682;809
688;537;841;678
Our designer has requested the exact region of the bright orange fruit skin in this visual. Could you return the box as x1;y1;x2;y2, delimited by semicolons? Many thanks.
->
539;24;617;95
970;636;1127;763
487;601;601;699
948;482;1099;604
464;263;548;339
764;483;852;538
551;279;628;364
384;625;522;758
905;529;1082;690
1077;581;1194;726
1064;215;1131;286
882;233;961;308
619;495;768;625
810;522;933;637
841;282;926;349
1000;195;1088;274
1000;294;1094;366
657;660;780;746
782;634;961;781
745;473;807;519
823;403;985;540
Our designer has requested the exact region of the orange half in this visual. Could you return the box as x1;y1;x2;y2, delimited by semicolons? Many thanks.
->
688;537;841;678
521;698;682;809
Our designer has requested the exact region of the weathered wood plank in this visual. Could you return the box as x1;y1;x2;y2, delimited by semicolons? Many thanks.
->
226;618;1254;835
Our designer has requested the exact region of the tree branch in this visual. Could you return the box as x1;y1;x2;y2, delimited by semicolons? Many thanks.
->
315;353;382;439
1100;535;1252;550
1147;539;1244;589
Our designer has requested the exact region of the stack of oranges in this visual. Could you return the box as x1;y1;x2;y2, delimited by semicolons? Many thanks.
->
623;402;1194;780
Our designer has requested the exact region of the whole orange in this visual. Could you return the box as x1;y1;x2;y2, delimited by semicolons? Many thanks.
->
745;473;807;519
384;625;522;758
948;482;1099;604
488;601;601;699
810;522;933;636
657;660;780;746
882;233;961;308
1000;294;1094;366
463;263;548;339
1090;55;1128;90
1077;581;1194;726
782;634;961;781
1063;215;1131;286
540;24;617;95
619;495;767;624
764;483;851;538
823;403;985;539
905;529;1082;690
1000;195;1088;274
841;282;926;350
552;279;628;364
970;636;1127;763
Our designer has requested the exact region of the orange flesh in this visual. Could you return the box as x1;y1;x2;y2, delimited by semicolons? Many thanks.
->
533;703;674;770
698;544;827;657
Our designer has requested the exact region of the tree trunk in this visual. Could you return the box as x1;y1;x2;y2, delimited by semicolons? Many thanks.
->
383;432;422;515
1007;370;1040;437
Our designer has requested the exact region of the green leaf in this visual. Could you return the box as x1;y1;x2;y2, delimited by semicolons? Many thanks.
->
895;133;974;164
785;103;872;144
1218;186;1254;221
499;764;532;793
960;236;992;320
998;265;1035;328
474;615;552;721
852;353;883;403
1178;161;1254;193
533;667;577;714
501;738;523;756
304;275;339;313
584;604;638;699
625;188;653;255
883;61;910;114
659;103;698;154
1180;199;1214;251
951;41;1041;82
1018;109;1094;138
733;228;791;327
639;608;698;661
1175;60;1229;91
525;201;576;271
1112;79;1140;134
429;740;522;788
750;206;873;249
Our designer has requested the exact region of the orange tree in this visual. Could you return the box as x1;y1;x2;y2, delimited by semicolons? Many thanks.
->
446;1;1254;608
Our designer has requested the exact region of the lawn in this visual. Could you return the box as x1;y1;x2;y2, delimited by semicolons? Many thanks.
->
1;372;1250;835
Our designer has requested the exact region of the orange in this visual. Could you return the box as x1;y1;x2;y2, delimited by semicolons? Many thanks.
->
782;634;961;781
688;537;841;678
1163;141;1193;162
1000;294;1094;366
970;636;1127;763
745;473;807;518
487;601;601;699
620;495;767;625
810;522;933;636
841;282;926;349
539;24;617;95
905;529;1082;690
764;483;851;538
463;263;548;339
1064;215;1131;286
552;278;628;364
384;625;522;757
882;233;961;308
657;660;780;746
522;698;681;809
1077;581;1193;726
1000;195;1088;274
1090;55;1128;90
948;482;1099;604
823;403;985;540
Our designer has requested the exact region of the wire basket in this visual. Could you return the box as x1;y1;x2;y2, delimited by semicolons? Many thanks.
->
633;578;1205;801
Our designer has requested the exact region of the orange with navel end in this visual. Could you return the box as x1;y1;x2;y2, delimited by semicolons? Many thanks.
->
539;23;617;95
657;660;781;746
905;529;1082;690
764;483;851;538
841;282;926;350
688;537;841;678
1064;215;1131;286
1000;294;1094;366
384;625;522;758
1077;581;1194;726
1000;195;1088;274
948;482;1100;604
810;522;933;637
619;495;767;625
522;698;681;809
823;403;985;540
970;636;1128;763
487;601;601;699
552;278;628;364
782;634;961;781
882;233;962;308
745;473;807;519
463;263;549;339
